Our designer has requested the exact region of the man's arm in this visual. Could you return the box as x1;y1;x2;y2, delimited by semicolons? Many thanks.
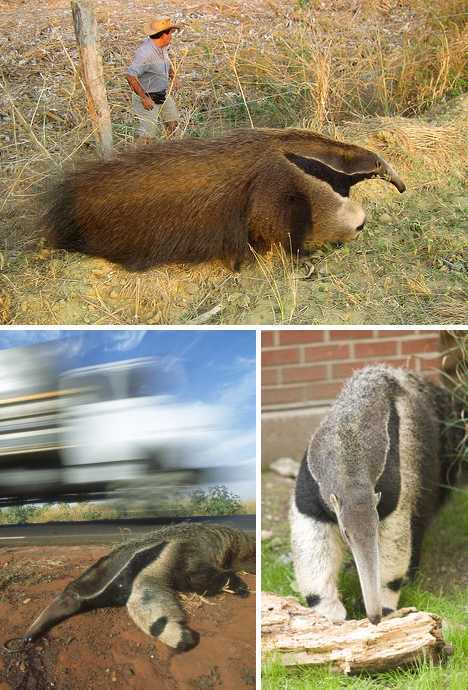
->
126;75;154;110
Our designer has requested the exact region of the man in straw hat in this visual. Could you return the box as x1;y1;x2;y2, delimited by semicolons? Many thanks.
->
126;18;180;140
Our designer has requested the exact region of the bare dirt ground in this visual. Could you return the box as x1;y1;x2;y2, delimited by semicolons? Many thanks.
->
0;544;256;690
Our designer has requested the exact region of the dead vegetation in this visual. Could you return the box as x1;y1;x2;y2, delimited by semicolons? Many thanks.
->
0;0;466;325
262;593;451;674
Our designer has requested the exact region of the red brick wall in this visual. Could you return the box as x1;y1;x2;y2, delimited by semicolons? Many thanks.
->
262;330;443;409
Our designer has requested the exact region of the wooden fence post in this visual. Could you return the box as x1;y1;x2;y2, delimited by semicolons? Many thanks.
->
70;0;113;158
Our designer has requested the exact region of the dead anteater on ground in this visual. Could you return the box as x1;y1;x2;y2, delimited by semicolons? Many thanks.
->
45;127;406;272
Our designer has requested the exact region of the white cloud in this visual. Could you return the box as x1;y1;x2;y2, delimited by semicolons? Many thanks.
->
218;370;255;411
0;331;87;359
214;351;256;412
235;355;256;369
0;330;150;359
0;330;68;350
104;330;147;352
177;333;204;358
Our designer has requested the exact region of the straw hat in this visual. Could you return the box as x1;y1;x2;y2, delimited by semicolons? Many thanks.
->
144;18;179;35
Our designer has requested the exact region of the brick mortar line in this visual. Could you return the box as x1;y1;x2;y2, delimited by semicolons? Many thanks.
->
262;364;442;389
262;375;444;410
262;352;441;370
261;333;441;351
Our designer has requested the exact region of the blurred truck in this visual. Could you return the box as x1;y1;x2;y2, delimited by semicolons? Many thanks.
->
0;344;227;507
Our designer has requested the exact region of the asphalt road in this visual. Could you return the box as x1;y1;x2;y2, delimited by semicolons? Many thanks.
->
0;514;256;546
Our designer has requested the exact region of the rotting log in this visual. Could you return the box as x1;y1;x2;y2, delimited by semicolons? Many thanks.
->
70;0;113;158
262;592;452;674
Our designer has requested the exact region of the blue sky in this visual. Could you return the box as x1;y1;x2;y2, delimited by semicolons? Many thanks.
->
0;329;257;498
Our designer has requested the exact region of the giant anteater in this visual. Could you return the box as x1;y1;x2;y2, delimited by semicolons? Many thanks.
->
10;523;255;652
45;127;406;271
291;365;462;625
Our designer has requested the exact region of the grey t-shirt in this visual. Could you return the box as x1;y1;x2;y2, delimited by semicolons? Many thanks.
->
127;38;170;93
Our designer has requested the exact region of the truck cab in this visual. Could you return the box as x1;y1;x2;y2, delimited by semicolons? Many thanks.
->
0;351;227;506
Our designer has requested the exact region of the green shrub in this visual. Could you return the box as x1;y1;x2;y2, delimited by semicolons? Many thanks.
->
0;504;38;524
442;332;468;466
189;486;243;516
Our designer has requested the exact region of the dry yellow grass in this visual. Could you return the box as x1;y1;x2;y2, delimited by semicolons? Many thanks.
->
241;499;257;515
0;0;466;325
29;502;120;523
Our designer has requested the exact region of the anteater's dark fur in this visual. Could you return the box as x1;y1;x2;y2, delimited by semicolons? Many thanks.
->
45;127;405;272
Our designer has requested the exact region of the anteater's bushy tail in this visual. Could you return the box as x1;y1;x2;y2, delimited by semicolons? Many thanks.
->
44;177;85;252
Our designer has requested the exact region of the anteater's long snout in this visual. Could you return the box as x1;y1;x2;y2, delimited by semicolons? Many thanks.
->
349;529;382;626
23;591;82;642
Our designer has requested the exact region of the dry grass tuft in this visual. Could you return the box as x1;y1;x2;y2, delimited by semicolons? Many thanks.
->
346;117;465;178
29;502;119;523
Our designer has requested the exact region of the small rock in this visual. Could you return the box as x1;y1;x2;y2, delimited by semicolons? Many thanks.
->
23;598;31;604
261;530;273;540
270;457;300;478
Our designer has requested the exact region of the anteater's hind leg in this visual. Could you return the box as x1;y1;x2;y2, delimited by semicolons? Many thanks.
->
407;513;427;581
379;510;412;616
126;574;198;651
120;254;159;272
186;563;250;598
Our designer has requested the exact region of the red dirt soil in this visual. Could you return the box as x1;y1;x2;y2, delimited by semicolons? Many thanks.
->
0;544;256;690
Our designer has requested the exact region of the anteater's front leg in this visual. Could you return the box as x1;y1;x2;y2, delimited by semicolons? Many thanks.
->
187;563;250;598
290;501;347;621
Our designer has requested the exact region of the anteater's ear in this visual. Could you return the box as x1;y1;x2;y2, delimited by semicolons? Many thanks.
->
285;150;406;197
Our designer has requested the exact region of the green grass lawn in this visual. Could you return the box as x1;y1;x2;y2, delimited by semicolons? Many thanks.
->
262;490;468;689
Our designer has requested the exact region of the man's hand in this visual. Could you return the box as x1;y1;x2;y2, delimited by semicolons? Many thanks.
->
141;95;155;111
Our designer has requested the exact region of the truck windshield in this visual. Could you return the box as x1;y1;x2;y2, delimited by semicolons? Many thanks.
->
62;373;114;404
127;365;158;398
61;363;162;403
